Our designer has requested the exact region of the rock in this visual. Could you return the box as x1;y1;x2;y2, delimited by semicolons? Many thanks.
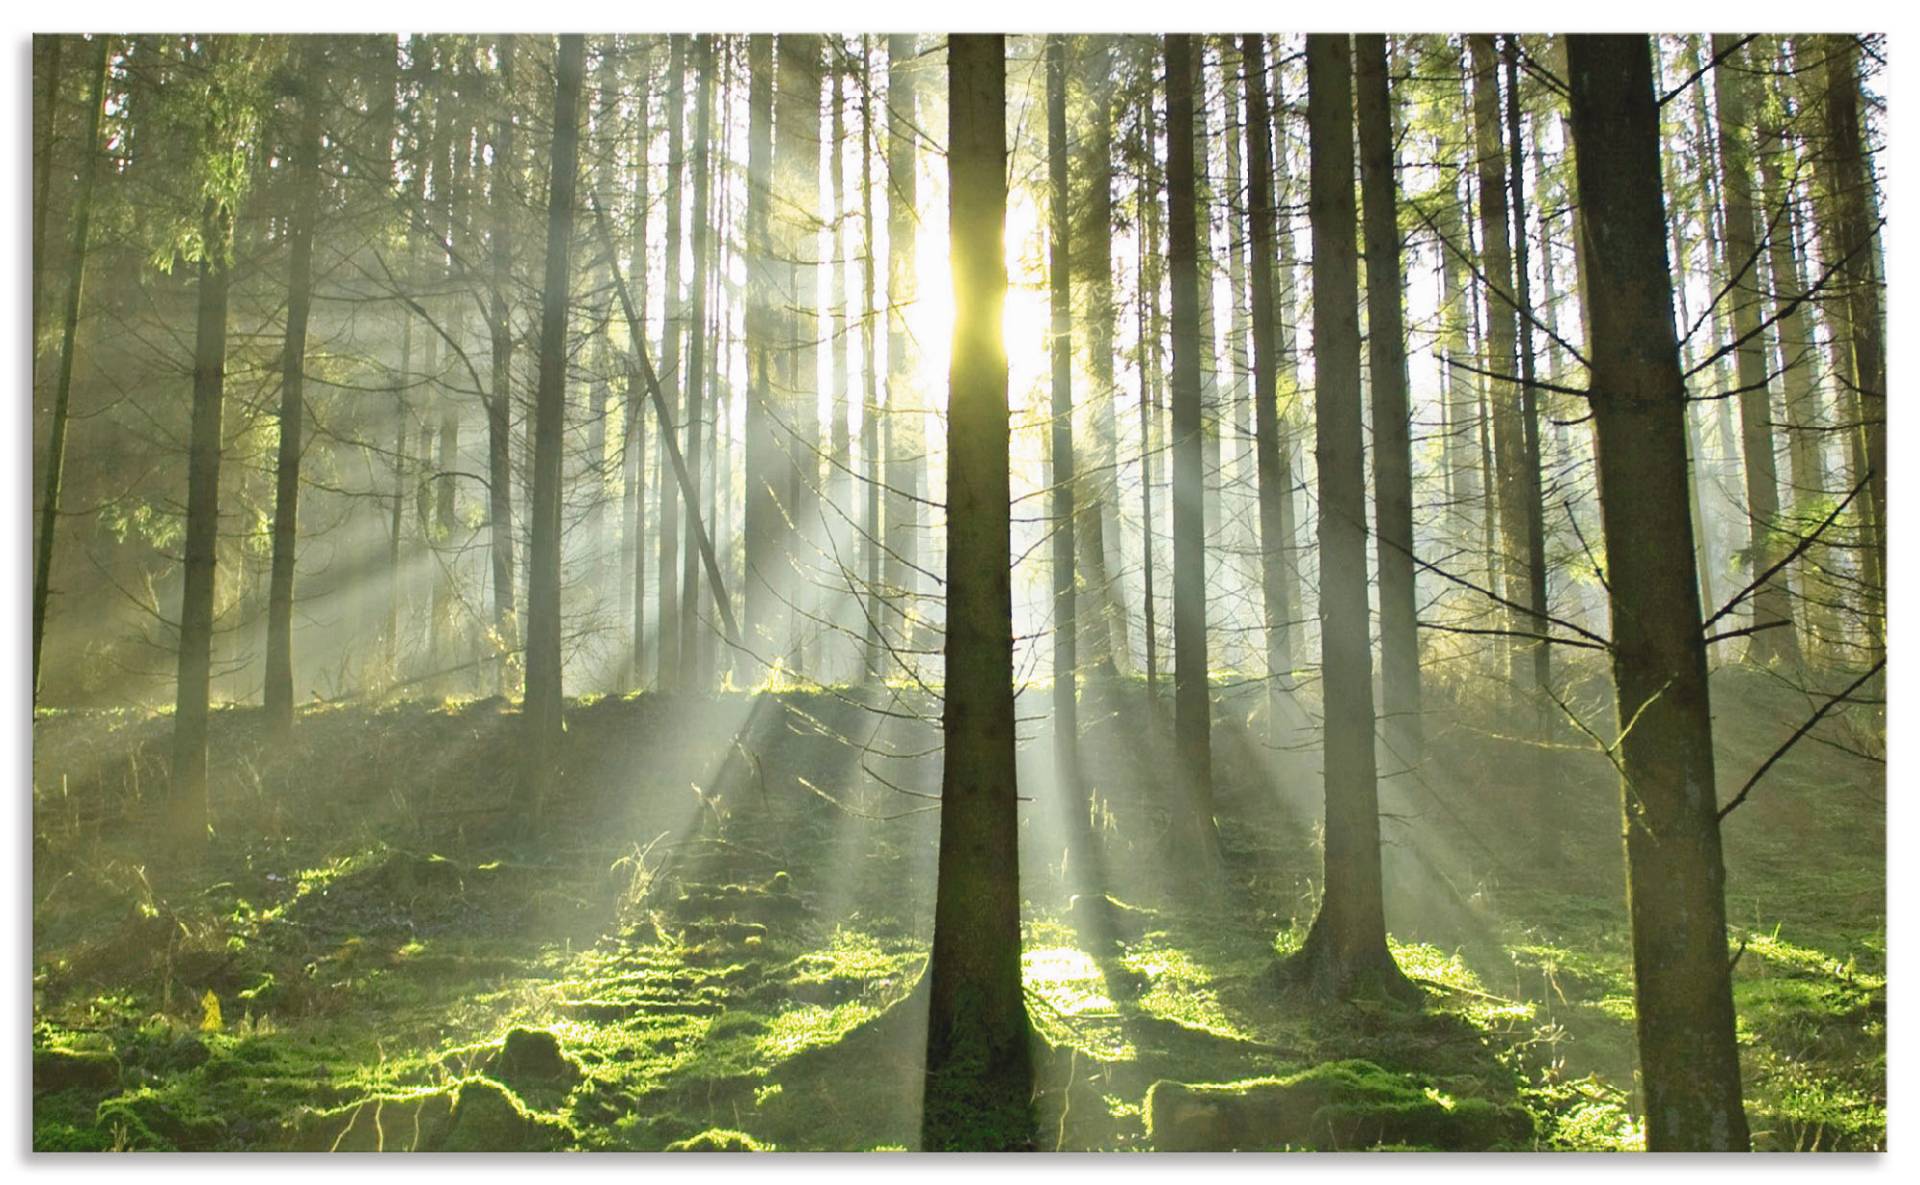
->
33;1047;120;1095
443;1079;567;1152
491;1027;578;1087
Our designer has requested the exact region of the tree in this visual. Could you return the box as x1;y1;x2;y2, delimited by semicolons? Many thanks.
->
1565;32;1749;1151
1815;34;1885;660
743;33;780;677
1710;33;1800;668
883;34;923;671
678;35;716;687
921;32;1033;1154
1355;33;1421;760
1240;34;1294;737
1283;34;1415;1002
1468;34;1537;699
487;34;520;694
264;39;326;735
654;35;687;689
33;34;109;702
1046;35;1079;796
520;33;585;825
1164;34;1217;861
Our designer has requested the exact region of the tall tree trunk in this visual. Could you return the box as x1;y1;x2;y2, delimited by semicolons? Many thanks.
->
1711;33;1800;668
679;35;716;687
776;34;824;671
860;36;883;682
1565;32;1749;1152
1269;64;1304;681
922;32;1033;1154
1046;35;1079;798
32;34;65;362
1164;35;1217;861
743;33;780;678
521;33;585;824
1356;34;1421;761
1284;34;1413;1003
883;34;922;673
655;34;687;689
33;34;107;703
489;34;520;695
1241;33;1294;738
1756;42;1831;657
1503;39;1552;717
1469;34;1534;695
265;39;325;735
1818;33;1886;661
1077;36;1125;676
170;195;234;858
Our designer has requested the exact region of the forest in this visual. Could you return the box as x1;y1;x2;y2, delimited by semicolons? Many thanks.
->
29;31;1886;1153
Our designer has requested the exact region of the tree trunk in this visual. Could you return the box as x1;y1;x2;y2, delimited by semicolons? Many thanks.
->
264;39;325;735
1077;37;1125;676
1565;32;1750;1152
859;36;883;682
521;33;585;824
32;34;107;703
743;33;780;678
1503;39;1552;719
679;35;716;687
1711;33;1800;668
884;34;923;674
1817;34;1886;661
1284;34;1414;1003
922;32;1033;1154
1469;34;1533;695
489;34;520;695
1046;35;1079;798
170;197;234;859
1241;34;1295;738
1165;35;1217;862
654;35;687;689
1356;34;1421;761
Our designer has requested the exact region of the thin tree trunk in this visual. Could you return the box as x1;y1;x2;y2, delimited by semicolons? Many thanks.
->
1046;35;1079;797
655;34;687;689
883;34;922;673
743;33;779;678
264;39;325;734
1241;33;1293;738
1469;34;1534;697
32;34;107;703
1356;34;1421;760
488;34;520;695
1165;34;1217;861
859;36;883;682
1711;33;1800;668
1566;33;1749;1152
1503;38;1553;720
679;35;715;687
1818;33;1886;661
170;196;234;858
521;32;586;824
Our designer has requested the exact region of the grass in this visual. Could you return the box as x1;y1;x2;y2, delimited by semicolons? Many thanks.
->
30;659;1883;1151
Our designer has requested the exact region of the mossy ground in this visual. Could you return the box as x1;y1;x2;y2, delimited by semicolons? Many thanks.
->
31;658;1882;1151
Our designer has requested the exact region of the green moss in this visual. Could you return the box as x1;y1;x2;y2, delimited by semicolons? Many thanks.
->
665;1127;772;1151
442;1078;571;1152
1145;1060;1533;1152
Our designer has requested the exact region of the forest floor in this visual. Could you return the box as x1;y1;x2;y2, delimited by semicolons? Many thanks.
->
31;656;1884;1151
